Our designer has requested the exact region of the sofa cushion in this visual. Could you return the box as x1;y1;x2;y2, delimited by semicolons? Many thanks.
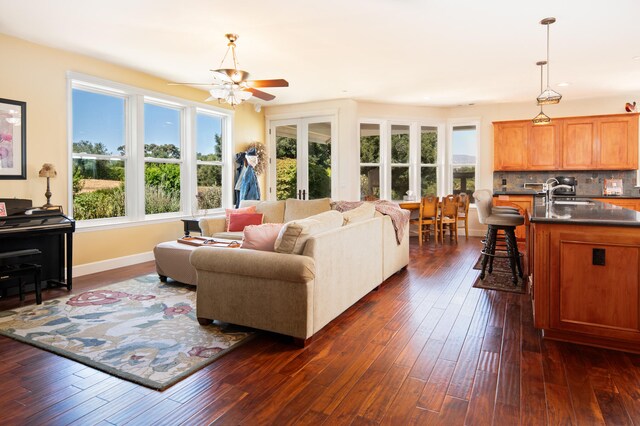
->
242;223;284;251
342;202;376;225
225;205;257;230
240;200;286;223
275;210;343;255
284;198;331;222
228;213;264;232
211;231;244;241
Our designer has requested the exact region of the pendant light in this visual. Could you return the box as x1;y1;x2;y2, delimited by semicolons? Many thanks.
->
537;17;562;105
533;60;551;125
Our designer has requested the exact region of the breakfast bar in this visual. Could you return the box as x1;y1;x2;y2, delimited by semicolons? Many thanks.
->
529;198;640;353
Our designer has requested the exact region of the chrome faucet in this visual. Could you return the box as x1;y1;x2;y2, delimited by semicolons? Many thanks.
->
546;184;573;204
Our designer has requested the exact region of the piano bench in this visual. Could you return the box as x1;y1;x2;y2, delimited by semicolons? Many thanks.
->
0;249;43;305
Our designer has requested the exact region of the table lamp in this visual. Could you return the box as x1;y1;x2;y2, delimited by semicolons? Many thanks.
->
38;163;57;208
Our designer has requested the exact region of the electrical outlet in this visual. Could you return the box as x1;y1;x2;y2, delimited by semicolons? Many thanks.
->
501;179;507;185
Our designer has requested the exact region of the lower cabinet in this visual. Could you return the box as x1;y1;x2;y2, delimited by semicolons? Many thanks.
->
533;222;640;351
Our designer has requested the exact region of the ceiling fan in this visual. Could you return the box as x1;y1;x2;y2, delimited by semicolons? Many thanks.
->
169;34;288;107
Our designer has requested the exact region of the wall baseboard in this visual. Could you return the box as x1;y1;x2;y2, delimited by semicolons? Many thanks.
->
73;251;154;278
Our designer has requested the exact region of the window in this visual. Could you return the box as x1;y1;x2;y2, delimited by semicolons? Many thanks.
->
144;102;182;215
196;111;223;210
71;89;127;221
69;75;231;226
359;120;444;201
420;126;438;196
390;124;410;200
359;123;381;200
450;124;478;202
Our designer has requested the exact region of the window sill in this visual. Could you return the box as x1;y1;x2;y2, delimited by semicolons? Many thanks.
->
75;211;223;233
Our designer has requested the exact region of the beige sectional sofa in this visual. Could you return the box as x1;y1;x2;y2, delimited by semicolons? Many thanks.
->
190;198;409;344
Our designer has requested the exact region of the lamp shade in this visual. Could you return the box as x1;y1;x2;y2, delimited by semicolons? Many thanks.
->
38;163;57;178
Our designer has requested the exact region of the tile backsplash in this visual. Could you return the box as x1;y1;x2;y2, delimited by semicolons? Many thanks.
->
493;170;640;196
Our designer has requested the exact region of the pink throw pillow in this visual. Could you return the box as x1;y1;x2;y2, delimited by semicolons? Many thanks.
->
228;213;264;232
242;223;285;251
225;205;257;231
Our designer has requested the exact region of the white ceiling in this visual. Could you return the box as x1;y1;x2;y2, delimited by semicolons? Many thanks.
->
1;0;639;107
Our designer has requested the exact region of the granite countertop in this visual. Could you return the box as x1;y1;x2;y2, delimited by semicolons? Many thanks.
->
493;189;640;199
530;197;640;227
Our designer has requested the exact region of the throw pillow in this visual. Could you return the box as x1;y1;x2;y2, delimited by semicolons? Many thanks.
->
225;205;257;231
275;210;343;255
228;213;264;232
342;202;376;225
242;223;285;251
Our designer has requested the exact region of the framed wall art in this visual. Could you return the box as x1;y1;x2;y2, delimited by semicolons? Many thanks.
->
0;98;26;179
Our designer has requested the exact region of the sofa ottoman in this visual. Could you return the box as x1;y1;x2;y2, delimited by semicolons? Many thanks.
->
153;240;198;285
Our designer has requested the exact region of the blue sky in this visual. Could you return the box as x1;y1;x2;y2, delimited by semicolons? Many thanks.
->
452;127;477;158
73;89;222;156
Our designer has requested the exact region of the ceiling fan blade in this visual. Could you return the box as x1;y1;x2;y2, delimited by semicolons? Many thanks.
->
246;88;276;101
211;68;250;83
245;79;289;88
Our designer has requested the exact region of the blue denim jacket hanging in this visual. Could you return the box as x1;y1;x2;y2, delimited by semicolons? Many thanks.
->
240;165;260;201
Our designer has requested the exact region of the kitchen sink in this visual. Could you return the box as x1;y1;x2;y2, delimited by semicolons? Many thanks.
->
552;200;594;206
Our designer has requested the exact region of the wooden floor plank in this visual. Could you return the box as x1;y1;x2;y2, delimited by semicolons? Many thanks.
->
0;239;638;425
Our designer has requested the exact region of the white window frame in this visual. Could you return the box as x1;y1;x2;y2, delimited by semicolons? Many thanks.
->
67;72;233;230
359;119;445;200
359;120;385;199
447;119;480;202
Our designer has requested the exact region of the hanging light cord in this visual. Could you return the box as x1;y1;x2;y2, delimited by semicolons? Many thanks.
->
546;23;551;89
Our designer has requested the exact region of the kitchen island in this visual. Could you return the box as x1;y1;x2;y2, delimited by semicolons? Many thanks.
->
530;197;640;353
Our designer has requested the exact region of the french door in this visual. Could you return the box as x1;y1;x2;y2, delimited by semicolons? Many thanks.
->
270;117;335;200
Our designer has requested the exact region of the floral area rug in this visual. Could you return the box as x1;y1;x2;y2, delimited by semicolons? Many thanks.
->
0;275;255;390
472;255;527;294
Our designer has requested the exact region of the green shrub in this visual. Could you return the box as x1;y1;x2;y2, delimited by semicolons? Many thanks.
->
73;185;125;220
145;184;180;214
196;186;222;210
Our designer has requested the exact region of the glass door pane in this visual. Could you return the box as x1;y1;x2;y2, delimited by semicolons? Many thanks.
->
307;122;331;199
275;124;298;200
391;124;410;200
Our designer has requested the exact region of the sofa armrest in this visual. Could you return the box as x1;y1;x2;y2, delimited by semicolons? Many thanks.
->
190;247;315;283
198;216;226;236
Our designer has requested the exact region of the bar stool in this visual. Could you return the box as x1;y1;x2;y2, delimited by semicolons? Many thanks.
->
473;190;524;285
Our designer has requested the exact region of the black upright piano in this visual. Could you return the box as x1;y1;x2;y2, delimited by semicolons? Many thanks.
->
0;204;75;291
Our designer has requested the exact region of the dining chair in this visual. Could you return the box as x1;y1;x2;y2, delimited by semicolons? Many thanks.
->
417;195;439;245
439;194;459;242
457;193;470;239
363;195;379;201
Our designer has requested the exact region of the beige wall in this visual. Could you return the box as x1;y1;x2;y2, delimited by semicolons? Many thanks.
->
0;33;264;267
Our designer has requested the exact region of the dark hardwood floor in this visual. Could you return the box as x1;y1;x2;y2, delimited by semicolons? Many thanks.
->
1;237;639;425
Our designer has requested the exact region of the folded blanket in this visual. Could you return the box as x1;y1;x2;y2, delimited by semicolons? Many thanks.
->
332;200;410;244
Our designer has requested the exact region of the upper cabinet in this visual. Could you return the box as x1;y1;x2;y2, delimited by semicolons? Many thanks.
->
494;113;639;171
494;121;528;170
528;121;561;170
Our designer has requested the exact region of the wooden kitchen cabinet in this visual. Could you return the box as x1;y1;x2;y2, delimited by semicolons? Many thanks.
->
533;223;640;351
493;194;533;240
597;114;638;169
493;121;528;170
562;117;596;169
527;121;561;170
562;114;638;170
494;113;638;171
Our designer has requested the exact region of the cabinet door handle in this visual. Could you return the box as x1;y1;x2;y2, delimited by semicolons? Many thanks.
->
298;189;301;200
303;189;306;200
